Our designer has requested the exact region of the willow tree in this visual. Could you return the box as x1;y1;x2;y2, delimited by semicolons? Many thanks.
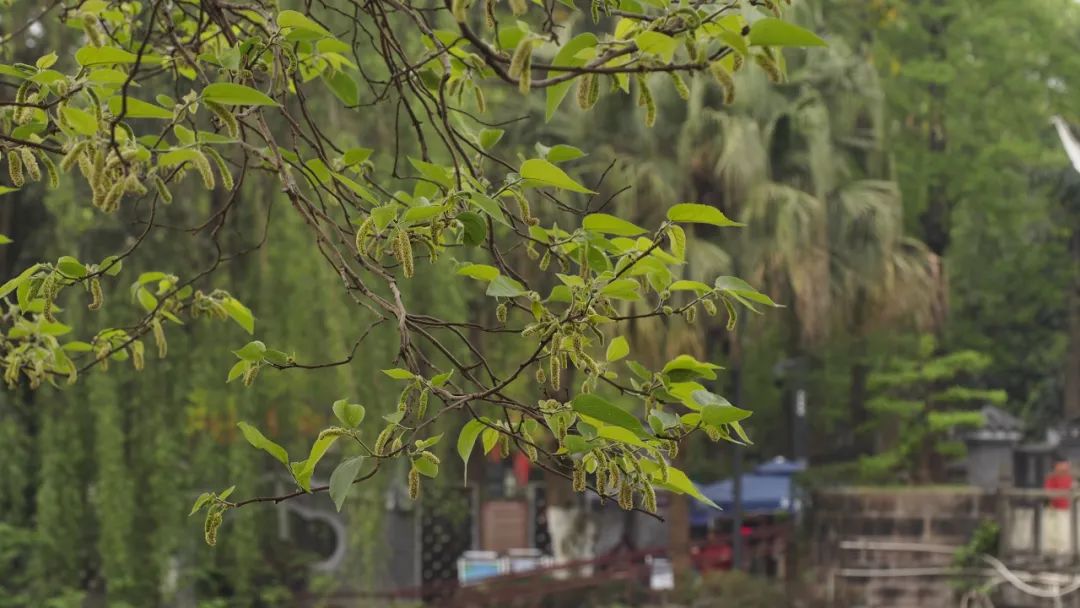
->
0;0;825;553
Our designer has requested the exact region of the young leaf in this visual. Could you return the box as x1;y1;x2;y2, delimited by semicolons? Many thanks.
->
233;340;267;361
582;213;646;236
202;83;278;106
748;18;827;48
382;368;415;380
571;394;649;438
332;400;366;428
666;203;743;227
457;418;486;482
329;456;367;511
412;456;438;478
486;275;527;298
606;336;630;362
520;159;594;193
237;421;289;466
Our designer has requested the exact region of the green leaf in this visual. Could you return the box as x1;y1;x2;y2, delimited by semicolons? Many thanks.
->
431;370;454;387
323;70;359;106
329;456;367;511
486;275;527;298
545;33;598;121
666;203;742;227
226;360;249;383
0;266;37;300
457;418;485;482
202;83;277;106
233;340;266;361
606;336;630;362
332;400;366;427
415;433;443;450
293;434;340;491
35;52;58;69
56;256;87;278
468;193;510;226
571;394;649;438
0;186;19;196
456;263;500;281
75;46;138;66
748;18;827;47
481;427;500;454
642;460;719;509
62;107;98;136
136;287;158;312
412;456;439;478
662;354;722;381
458;211;487;246
634;32;678;62
714;276;778;307
382;368;415;380
237;422;289;467
545;144;585;163
479;128;504;150
520;159;594;193
189;492;213;516
222;297;255;333
600;279;642;301
582;213;646;236
108;96;173;119
597;426;650;448
277;9;334;38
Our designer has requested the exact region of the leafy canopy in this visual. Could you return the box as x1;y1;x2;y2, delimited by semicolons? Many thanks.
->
0;0;815;544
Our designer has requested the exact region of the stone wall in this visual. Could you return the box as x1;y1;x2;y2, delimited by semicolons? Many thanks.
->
808;487;998;607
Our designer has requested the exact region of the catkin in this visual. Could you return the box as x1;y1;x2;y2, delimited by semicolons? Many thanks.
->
577;74;595;110
732;54;744;72
408;467;420;500
754;52;782;83
20;148;40;182
724;297;737;330
535;366;546;385
82;14;104;47
496;303;507;324
242;363;259;386
205;101;239;138
710;61;736;104
88;277;103;310
642;481;658;513
39;153;59;189
451;0;467;21
703;298;718;316
204;508;223;546
417;388;430;419
636;75;656;127
374;426;394;456
191;149;216;190
618;480;634;510
508;0;527;15
152;319;167;358
60;141;88;172
483;0;496;28
203;147;233;191
572;462;586;492
670;72;690;100
153;175;173;203
8;150;24;187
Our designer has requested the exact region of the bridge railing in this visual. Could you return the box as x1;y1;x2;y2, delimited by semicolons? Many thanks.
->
999;487;1080;559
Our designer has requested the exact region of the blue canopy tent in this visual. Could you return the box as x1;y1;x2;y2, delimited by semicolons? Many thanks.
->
689;458;805;527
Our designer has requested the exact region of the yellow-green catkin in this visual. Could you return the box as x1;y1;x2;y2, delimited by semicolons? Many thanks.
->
204;508;223;546
60;141;88;172
131;342;145;371
710;61;736;104
191;150;215;190
572;462;586;492
496;303;507;323
684;305;697;324
20;148;40;182
417;388;430;419
703;298;718;316
498;432;510;458
618;480;634;510
242;363;259;386
88;277;103;310
636;75;656;127
732;53;745;72
642;481;658;513
355;217;373;255
374;426;394;455
509;0;527;15
535;366;546;385
39;153;59;189
754;52;782;83
724;297;737;330
203;146;233;191
82;14;105;47
483;0;496;28
577;73;596;110
152;319;167;358
7;150;24;187
153;175;173;203
398;230;415;278
205;101;239;138
473;85;487;113
408;467;420;500
669;72;690;101
451;0;467;21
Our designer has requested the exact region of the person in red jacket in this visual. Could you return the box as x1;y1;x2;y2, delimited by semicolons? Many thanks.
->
1045;460;1073;510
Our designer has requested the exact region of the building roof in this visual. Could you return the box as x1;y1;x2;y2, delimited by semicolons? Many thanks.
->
964;404;1024;442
